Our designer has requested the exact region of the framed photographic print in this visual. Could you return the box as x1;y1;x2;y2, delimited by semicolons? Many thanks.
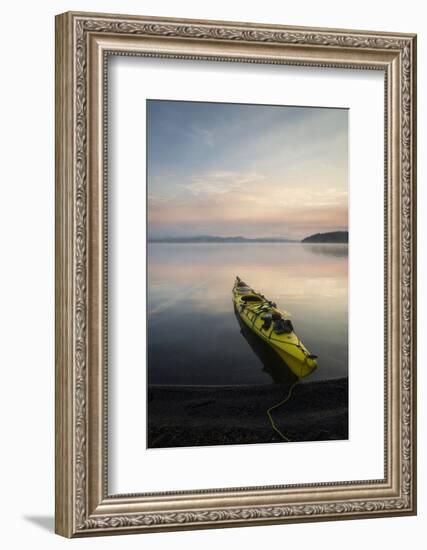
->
55;11;417;537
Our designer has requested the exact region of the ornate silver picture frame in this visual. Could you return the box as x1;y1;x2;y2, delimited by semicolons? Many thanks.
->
55;11;417;537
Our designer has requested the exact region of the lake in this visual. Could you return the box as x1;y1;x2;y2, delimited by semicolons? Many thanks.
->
147;243;348;386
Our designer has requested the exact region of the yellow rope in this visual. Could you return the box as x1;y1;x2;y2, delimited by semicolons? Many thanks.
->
266;381;299;442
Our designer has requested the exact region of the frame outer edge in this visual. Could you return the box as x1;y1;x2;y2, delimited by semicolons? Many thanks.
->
62;10;417;40
55;12;76;538
54;10;417;537
413;35;417;514
409;34;417;514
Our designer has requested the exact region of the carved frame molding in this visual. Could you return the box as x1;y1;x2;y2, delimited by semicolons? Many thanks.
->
55;12;416;537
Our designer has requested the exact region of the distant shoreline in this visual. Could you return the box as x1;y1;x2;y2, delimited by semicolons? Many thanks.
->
148;237;296;244
148;241;348;245
148;239;349;244
302;230;348;243
148;231;348;244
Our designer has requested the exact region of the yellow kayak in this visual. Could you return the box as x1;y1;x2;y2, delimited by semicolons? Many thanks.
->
232;276;317;378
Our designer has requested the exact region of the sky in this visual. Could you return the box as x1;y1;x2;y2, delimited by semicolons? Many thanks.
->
147;100;348;240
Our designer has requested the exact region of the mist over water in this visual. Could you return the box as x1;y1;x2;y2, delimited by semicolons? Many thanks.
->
147;243;348;385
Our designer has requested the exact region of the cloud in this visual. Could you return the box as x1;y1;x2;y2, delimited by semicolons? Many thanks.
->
147;102;348;238
183;170;267;197
189;126;215;147
148;169;347;239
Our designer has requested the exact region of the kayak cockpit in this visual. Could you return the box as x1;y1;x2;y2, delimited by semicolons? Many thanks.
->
240;294;263;303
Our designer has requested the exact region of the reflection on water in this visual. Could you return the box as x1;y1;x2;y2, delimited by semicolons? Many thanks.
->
303;243;349;258
233;307;299;386
147;243;348;385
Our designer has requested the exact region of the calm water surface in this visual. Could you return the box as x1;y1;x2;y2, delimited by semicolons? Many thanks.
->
147;243;348;385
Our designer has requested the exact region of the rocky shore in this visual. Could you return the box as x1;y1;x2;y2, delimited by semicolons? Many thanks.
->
147;378;348;448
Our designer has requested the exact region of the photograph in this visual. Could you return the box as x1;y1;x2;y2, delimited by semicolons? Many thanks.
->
146;99;349;448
